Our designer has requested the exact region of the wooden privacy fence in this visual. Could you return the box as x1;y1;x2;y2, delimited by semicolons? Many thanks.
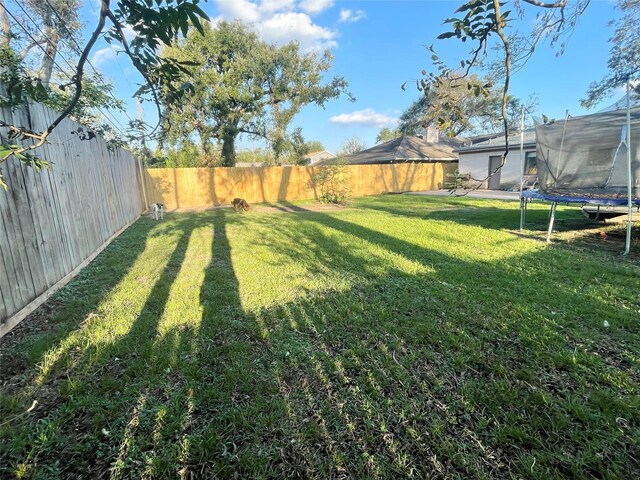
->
145;162;458;209
0;100;145;334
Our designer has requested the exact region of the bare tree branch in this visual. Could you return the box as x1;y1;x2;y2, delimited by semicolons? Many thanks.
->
454;0;513;196
18;37;47;60
494;0;512;166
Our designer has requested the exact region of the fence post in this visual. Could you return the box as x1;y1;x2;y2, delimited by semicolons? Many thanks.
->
138;157;149;211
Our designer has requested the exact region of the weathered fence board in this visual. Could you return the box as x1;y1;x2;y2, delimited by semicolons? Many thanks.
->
145;162;458;209
0;99;144;330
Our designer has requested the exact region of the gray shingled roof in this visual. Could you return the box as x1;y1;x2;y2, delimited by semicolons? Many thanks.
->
343;135;458;165
455;129;537;153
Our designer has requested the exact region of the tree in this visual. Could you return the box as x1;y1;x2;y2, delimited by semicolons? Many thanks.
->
1;0;82;89
339;135;366;155
285;129;326;165
582;0;640;107
0;43;128;151
422;0;592;190
0;0;208;188
375;126;401;144
400;74;535;137
25;0;81;89
402;73;493;137
304;140;325;153
1;0;11;47
286;127;309;165
160;21;350;166
426;1;592;133
44;72;125;140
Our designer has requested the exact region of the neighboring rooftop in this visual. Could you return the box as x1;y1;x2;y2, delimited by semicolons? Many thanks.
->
455;129;537;153
305;150;336;159
343;135;458;165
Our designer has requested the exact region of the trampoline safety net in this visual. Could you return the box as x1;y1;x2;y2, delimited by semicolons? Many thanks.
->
535;107;640;198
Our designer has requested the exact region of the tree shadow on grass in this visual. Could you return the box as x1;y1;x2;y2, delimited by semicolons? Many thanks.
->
256;211;640;478
1;205;638;479
0;214;212;478
178;209;639;478
361;198;553;231
360;196;638;254
0;217;160;382
259;202;313;212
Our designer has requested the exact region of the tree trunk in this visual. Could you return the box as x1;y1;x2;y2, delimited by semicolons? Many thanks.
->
39;25;59;89
200;137;216;166
221;128;237;167
200;137;212;155
0;0;11;47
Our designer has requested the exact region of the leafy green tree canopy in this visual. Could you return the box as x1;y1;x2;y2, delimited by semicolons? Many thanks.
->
285;129;326;165
583;0;639;107
0;0;209;188
339;135;366;156
160;20;350;166
375;127;402;144
400;73;535;137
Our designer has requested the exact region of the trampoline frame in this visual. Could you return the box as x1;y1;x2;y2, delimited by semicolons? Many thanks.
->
518;85;637;252
520;190;640;243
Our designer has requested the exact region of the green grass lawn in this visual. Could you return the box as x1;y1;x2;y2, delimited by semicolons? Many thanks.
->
1;195;639;479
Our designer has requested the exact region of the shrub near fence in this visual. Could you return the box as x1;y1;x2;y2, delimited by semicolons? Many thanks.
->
0;100;145;334
145;162;458;209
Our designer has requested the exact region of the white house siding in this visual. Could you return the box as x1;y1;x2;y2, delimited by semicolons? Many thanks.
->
458;148;535;189
306;151;337;165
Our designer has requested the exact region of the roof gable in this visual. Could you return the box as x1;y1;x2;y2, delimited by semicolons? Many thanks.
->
343;135;458;164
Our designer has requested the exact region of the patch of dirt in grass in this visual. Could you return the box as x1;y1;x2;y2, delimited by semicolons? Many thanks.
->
250;203;349;213
586;339;640;380
0;300;65;388
170;202;350;214
0;299;63;350
514;221;640;259
0;352;29;385
560;222;640;251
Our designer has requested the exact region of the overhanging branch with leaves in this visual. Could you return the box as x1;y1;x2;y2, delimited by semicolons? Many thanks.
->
0;0;208;188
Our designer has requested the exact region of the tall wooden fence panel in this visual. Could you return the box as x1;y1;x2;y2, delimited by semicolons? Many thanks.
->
145;162;458;209
0;100;144;329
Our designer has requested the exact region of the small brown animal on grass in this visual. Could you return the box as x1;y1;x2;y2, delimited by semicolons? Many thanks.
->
231;198;250;212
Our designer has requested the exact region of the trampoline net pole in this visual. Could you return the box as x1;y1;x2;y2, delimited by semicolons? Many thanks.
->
624;82;633;255
519;106;525;232
547;202;557;243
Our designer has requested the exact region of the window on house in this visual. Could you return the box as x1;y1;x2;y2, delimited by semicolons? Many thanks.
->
524;151;537;175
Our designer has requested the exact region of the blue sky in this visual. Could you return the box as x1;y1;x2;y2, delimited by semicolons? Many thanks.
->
79;0;623;153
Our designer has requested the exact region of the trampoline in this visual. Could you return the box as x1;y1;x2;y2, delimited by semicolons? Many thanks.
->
518;93;639;252
520;189;640;243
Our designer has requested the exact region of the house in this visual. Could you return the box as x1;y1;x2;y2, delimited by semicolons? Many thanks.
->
455;129;537;190
234;162;264;168
303;150;337;165
341;135;459;165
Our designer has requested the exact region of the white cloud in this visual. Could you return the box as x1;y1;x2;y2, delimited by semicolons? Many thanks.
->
91;45;122;67
259;13;337;50
261;0;296;13
89;23;137;68
214;0;338;51
339;8;366;23
299;0;333;15
216;0;261;23
330;109;398;128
